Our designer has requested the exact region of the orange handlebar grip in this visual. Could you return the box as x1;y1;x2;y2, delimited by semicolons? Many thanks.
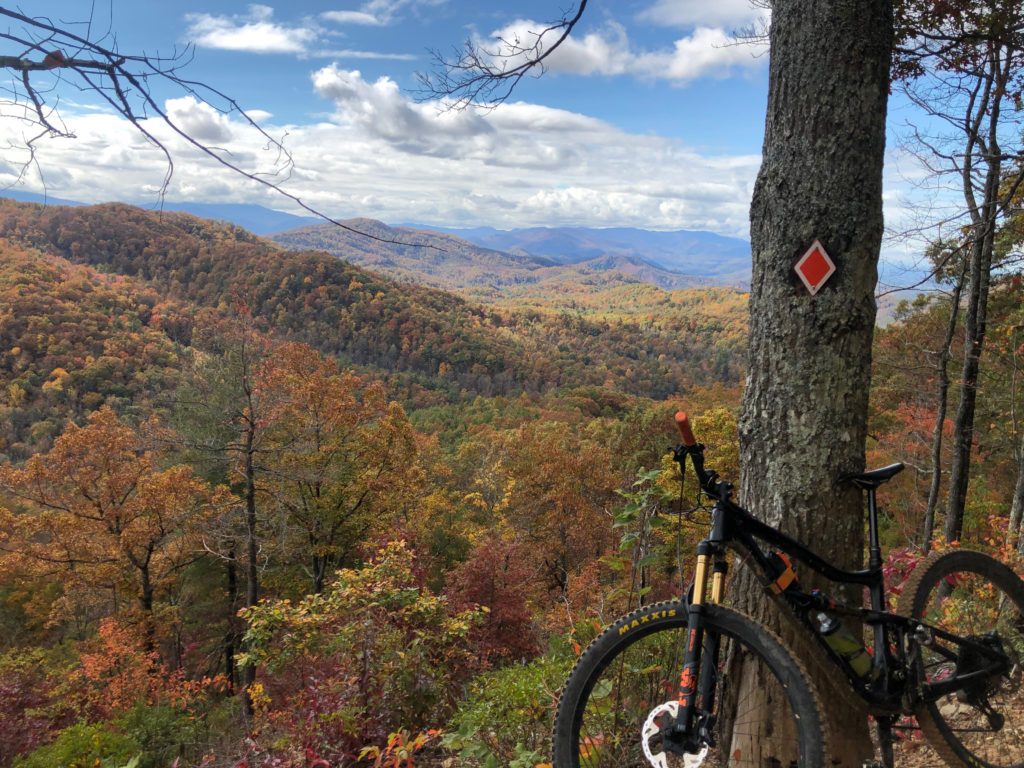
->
675;411;696;447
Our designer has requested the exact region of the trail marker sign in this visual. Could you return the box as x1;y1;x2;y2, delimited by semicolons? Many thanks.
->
794;240;835;296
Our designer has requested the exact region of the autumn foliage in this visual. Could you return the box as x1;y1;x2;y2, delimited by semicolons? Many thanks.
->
0;407;220;623
0;196;1022;767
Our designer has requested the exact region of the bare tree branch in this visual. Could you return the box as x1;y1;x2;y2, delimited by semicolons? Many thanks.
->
414;0;588;110
0;6;436;249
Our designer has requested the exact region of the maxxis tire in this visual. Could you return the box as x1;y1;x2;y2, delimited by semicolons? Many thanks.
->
897;548;1024;768
551;600;830;767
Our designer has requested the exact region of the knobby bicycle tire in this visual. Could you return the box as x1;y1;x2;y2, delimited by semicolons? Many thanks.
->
898;548;1024;768
552;600;830;767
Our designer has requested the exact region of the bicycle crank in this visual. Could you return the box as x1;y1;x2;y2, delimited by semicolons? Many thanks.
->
641;701;709;768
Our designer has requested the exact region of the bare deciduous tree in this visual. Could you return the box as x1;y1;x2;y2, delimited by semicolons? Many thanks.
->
893;0;1024;544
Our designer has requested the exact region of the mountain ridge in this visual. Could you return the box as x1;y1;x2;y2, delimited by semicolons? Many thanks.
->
415;223;752;277
0;199;748;418
269;218;746;302
0;193;751;291
0;191;321;235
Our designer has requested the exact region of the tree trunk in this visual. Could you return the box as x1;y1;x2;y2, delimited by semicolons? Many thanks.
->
735;1;892;765
943;46;1010;544
242;424;259;721
923;272;964;553
944;234;995;543
1011;428;1024;553
139;565;154;615
225;548;239;692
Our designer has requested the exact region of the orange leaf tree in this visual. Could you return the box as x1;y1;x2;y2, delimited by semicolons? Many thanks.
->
0;407;219;627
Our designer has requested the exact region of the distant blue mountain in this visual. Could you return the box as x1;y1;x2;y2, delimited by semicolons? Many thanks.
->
151;202;320;235
414;224;752;280
1;189;85;208
0;191;320;236
0;190;750;280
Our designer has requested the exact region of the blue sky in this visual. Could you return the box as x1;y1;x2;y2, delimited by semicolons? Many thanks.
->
1;0;934;284
1;0;782;238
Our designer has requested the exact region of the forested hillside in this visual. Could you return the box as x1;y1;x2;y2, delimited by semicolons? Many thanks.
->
0;200;746;405
0;200;749;768
0;243;184;460
269;218;724;302
1;198;1022;768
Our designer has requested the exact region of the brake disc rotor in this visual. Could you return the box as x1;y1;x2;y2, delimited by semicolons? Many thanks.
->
641;701;709;768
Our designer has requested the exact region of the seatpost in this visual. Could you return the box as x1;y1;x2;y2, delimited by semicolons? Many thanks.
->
864;484;891;681
866;486;883;572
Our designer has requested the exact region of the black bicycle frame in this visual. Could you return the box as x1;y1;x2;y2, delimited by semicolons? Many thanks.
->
670;440;1012;741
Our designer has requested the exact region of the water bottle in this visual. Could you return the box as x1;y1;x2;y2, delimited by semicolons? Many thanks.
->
816;612;877;681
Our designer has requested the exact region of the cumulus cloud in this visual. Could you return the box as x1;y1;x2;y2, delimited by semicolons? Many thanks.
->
312;65;493;155
483;19;765;84
537;22;633;76
302;67;758;232
635;27;762;81
185;5;318;54
166;97;234;143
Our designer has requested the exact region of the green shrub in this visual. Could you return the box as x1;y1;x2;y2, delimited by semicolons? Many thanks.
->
115;702;201;768
240;540;484;763
12;722;137;768
443;648;575;767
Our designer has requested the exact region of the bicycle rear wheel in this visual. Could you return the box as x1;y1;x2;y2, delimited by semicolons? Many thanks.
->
898;549;1024;768
552;600;829;767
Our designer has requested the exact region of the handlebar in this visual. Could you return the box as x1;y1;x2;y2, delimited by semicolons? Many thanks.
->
674;411;696;447
672;409;732;501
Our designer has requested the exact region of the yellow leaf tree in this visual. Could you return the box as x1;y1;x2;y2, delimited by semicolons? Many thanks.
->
259;342;420;593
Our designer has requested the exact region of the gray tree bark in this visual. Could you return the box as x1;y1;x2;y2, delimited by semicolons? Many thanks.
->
734;0;892;764
923;272;964;552
944;76;1004;542
1012;428;1024;553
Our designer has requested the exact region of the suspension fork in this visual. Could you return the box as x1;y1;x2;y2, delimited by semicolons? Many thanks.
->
676;540;729;746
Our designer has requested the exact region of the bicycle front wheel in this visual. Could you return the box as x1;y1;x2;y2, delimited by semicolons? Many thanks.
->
898;549;1024;768
552;600;829;767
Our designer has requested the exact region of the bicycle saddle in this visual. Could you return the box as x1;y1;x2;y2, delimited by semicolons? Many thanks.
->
837;462;905;489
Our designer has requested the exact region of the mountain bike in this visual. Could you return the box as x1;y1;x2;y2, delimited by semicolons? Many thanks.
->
552;411;1024;768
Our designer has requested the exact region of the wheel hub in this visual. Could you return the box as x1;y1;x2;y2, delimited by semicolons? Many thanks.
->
641;701;709;768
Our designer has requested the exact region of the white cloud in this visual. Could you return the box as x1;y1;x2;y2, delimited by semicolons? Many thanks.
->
311;65;619;163
540;22;633;76
166;97;234;143
0;69;759;237
315;49;418;61
245;109;275;122
322;0;449;27
484;19;765;84
321;10;383;26
185;5;318;54
301;67;758;232
311;66;438;141
639;0;769;30
636;27;763;82
185;5;433;58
